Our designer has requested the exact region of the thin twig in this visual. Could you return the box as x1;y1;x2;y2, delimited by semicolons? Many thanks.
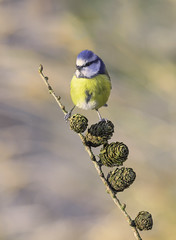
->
39;64;67;115
39;64;142;240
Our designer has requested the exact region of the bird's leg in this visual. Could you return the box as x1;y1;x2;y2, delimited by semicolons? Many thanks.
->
64;105;75;121
96;109;106;122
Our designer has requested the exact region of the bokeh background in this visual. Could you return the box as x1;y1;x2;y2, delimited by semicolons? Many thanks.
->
0;0;176;239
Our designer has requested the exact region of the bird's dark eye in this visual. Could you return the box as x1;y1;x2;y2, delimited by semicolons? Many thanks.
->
76;65;82;70
76;59;99;70
84;59;98;67
85;61;92;67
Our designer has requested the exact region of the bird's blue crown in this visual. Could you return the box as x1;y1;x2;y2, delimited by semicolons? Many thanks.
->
75;50;106;78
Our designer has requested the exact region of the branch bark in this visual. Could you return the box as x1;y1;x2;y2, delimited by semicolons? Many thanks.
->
39;64;142;240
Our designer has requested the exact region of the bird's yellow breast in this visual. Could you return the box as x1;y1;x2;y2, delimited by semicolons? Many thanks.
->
70;74;111;110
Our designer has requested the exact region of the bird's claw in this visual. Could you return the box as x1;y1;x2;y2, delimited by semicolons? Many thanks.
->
64;106;75;122
64;112;71;122
99;118;107;122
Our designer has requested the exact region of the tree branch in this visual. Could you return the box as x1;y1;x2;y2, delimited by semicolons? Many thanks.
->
39;64;142;240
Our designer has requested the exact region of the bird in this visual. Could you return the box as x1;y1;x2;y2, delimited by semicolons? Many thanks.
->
65;50;111;121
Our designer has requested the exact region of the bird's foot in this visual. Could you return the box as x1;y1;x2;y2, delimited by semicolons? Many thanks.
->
64;112;71;122
96;109;108;122
99;118;107;122
64;106;75;122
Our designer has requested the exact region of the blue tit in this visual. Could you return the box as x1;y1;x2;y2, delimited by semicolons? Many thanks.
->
65;50;111;121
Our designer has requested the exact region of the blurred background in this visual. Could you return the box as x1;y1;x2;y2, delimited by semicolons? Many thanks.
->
0;0;176;239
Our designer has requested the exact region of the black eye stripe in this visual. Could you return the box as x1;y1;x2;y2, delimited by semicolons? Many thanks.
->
76;58;99;70
84;58;99;67
84;61;92;67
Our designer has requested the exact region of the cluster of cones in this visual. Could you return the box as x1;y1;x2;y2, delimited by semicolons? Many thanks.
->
69;113;153;231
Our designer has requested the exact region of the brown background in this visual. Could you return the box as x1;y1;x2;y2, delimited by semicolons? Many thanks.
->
0;0;176;239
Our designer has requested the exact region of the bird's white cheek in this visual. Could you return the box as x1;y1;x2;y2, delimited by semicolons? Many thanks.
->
82;67;93;78
75;70;80;77
83;61;100;78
